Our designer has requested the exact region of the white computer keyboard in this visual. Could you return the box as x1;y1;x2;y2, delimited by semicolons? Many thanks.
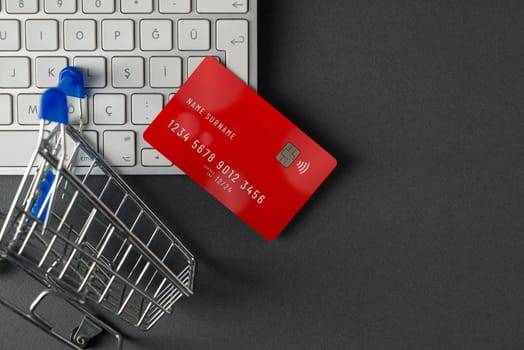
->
0;0;257;175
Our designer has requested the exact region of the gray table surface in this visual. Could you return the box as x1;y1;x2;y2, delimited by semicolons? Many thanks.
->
2;1;524;349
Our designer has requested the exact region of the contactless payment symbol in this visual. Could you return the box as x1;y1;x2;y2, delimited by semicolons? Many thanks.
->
296;161;311;175
276;142;301;168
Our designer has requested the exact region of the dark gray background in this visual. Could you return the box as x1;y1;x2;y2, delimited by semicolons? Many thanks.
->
2;1;524;349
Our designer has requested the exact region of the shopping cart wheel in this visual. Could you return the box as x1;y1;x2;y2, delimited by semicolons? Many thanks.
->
71;317;103;349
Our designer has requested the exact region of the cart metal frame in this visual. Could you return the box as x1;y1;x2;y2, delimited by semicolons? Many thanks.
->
0;69;196;349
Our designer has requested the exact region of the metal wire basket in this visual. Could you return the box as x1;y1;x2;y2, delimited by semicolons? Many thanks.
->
0;68;196;349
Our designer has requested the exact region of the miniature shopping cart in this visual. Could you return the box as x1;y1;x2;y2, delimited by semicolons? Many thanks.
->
0;68;196;349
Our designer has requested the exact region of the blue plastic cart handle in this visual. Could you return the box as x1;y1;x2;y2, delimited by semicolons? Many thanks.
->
30;170;55;221
58;66;85;98
39;66;86;125
39;88;69;125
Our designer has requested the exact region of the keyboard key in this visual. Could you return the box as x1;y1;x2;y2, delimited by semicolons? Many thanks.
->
140;20;173;51
6;0;38;13
67;96;88;125
131;94;163;125
94;94;126;125
103;130;136;167
0;131;39;166
112;57;144;88
141;148;172;167
168;92;178;103
36;56;68;88
26;20;59;51
178;19;210;51
0;57;30;88
197;0;248;13
216;20;249;83
0;20;20;51
73;57;107;88
121;0;152;13
64;19;96;51
159;0;190;13
83;0;114;13
187;57;206;77
44;0;76;13
0;95;13;125
102;19;135;51
18;94;41;125
150;57;182;88
187;56;219;77
82;131;98;152
65;130;98;166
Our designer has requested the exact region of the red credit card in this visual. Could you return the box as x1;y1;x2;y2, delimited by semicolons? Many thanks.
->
143;58;337;240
